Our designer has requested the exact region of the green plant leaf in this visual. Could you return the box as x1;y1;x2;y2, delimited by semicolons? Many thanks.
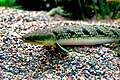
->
0;0;6;3
13;6;22;8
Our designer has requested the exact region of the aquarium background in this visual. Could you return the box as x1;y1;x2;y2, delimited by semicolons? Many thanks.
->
0;0;119;19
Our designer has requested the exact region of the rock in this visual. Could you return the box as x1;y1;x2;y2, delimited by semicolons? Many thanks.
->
72;66;77;71
96;70;101;75
94;65;100;70
33;72;40;79
71;54;76;59
0;51;3;57
94;54;100;59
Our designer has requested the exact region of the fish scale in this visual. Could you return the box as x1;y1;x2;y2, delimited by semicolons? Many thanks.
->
54;25;119;38
21;25;120;56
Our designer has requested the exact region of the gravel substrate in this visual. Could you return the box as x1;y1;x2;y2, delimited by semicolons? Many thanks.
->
0;7;120;80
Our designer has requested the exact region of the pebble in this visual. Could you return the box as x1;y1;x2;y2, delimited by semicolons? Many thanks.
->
72;66;77;71
0;7;119;80
0;51;3;57
33;72;40;79
94;54;100;59
94;65;100;70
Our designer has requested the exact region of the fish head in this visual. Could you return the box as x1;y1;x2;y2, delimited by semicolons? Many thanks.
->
21;32;56;46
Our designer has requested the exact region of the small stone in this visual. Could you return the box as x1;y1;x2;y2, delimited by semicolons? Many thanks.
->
96;76;101;79
96;70;101;75
55;60;59;64
0;64;6;69
13;69;19;75
67;58;71;63
71;71;76;75
72;66;77;71
24;45;28;48
19;69;26;73
13;37;18;41
64;64;68;69
94;65;99;70
0;52;3;57
103;75;107;79
101;69;106;75
19;41;24;44
99;62;104;66
83;70;90;78
33;72;39;79
76;64;84;69
71;54;76;58
75;56;79;60
60;74;65;78
78;73;82;76
101;56;107;61
71;61;76;65
31;66;36;71
29;52;35;57
0;26;3;29
87;60;95;67
90;69;96;75
94;54;100;59
52;74;56;78
108;66;115;70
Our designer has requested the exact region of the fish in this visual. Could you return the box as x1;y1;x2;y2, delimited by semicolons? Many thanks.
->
21;25;120;56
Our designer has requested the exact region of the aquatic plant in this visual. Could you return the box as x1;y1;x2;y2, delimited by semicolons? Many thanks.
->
0;0;21;8
55;0;120;19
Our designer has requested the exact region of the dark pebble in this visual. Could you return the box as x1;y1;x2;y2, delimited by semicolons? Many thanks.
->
84;71;90;78
78;78;81;80
78;73;82;76
0;64;6;69
24;45;28;48
87;60;95;67
103;75;107;79
0;26;3;29
31;67;36;71
71;54;76;58
5;44;10;47
96;76;101;79
101;70;106;75
76;65;84;69
29;52;35;57
64;64;68;69
96;70;101;75
13;37;18;41
0;52;3;57
25;61;30;65
33;72;40;79
72;66;77;71
19;69;26;73
107;65;115;70
13;69;19;75
71;71;76;75
19;41;24;44
101;57;107;61
55;60;59;64
60;74;65;78
6;69;13;73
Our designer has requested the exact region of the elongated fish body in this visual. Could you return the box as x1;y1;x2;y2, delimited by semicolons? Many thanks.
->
21;25;120;55
22;25;120;45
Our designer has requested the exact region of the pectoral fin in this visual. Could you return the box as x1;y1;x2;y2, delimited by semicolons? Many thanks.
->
55;42;69;56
